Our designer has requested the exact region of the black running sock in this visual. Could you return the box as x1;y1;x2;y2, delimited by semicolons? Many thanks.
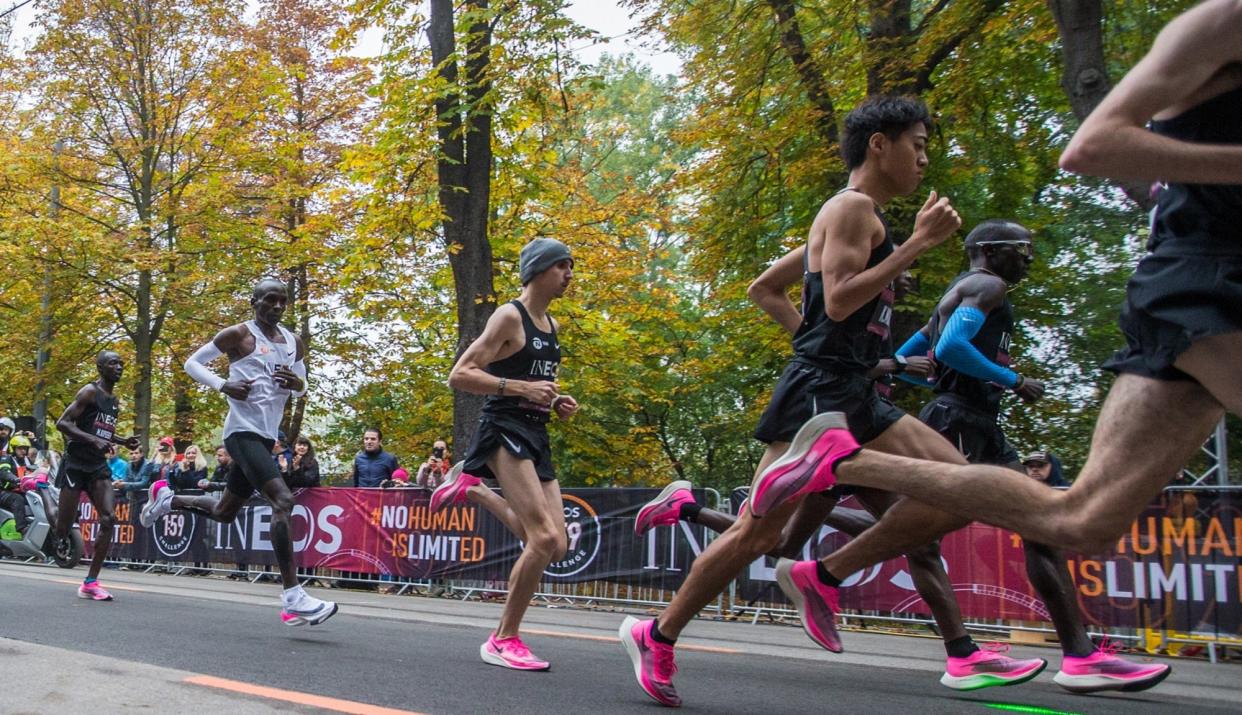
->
945;636;979;658
650;620;677;646
815;561;843;587
679;502;702;523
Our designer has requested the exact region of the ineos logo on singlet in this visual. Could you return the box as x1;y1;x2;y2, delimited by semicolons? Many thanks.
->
529;361;558;378
996;331;1012;366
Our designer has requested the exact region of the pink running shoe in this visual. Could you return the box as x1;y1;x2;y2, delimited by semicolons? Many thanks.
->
749;412;858;517
1054;645;1171;693
774;558;843;653
139;479;173;528
940;643;1047;690
77;581;114;601
619;616;681;707
634;481;695;537
480;633;550;671
429;462;480;513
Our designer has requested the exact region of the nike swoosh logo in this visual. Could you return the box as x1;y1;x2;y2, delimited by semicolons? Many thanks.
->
501;435;522;453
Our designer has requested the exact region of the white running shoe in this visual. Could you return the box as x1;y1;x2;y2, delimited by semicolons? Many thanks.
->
139;481;175;528
282;590;339;626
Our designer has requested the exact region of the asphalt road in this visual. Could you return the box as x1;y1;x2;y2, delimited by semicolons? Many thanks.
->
2;561;1237;715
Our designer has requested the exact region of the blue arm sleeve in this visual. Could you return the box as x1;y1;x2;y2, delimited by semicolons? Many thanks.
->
893;330;933;388
935;306;1019;388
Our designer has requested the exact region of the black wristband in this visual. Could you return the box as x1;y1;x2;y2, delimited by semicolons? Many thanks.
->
1012;374;1025;390
893;355;908;374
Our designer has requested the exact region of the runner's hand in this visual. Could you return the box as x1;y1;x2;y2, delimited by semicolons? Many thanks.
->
273;367;303;392
553;395;579;420
521;380;560;406
903;356;935;380
221;379;256;400
1013;377;1045;403
911;191;961;251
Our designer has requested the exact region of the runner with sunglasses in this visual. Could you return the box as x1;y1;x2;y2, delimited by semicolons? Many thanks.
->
889;219;1168;691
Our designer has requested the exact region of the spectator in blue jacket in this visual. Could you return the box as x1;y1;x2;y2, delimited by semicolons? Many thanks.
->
1022;450;1068;488
105;444;129;482
352;428;397;488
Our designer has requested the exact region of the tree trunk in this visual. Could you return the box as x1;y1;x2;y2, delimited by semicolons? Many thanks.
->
134;268;153;450
1047;0;1154;211
429;0;497;455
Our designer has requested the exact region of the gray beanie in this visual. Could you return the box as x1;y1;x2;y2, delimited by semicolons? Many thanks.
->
519;238;573;284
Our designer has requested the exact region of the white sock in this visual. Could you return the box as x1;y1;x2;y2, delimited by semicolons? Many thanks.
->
282;585;304;605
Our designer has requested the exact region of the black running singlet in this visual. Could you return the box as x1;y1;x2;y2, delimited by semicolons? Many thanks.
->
1149;84;1242;256
65;384;119;470
926;272;1014;415
791;191;896;374
482;300;561;423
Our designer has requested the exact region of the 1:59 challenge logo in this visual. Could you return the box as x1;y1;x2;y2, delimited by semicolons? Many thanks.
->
151;511;196;558
544;494;600;578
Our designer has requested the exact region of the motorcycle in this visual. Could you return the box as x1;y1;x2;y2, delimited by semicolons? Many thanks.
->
0;480;84;568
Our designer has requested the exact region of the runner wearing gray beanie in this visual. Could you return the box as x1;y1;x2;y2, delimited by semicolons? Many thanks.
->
519;238;573;285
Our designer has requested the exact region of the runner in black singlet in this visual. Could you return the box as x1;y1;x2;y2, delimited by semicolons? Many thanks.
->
432;237;579;671
616;96;1042;709
53;350;141;601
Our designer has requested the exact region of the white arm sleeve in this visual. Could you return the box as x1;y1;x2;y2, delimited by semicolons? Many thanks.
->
290;359;308;398
185;342;226;392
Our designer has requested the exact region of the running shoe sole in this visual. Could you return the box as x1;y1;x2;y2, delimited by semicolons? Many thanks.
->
940;660;1047;691
283;601;338;627
479;642;551;671
775;558;843;653
634;481;693;536
429;461;468;513
619;616;680;707
749;412;849;517
77;588;113;601
1053;664;1171;693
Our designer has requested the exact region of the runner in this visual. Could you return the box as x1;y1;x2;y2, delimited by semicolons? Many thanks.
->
52;350;141;601
634;260;1041;693
618;96;1049;708
430;237;579;671
140;277;337;626
888;219;1167;690
751;0;1239;693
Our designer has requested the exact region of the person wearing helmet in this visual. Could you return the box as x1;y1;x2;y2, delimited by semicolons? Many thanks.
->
8;435;37;477
0;417;15;454
0;461;31;535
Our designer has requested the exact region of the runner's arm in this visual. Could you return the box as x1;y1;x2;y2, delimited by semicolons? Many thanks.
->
821;193;952;320
933;278;1019;387
184;327;243;391
1060;0;1242;184
448;305;553;403
891;327;935;387
748;245;805;334
54;385;108;451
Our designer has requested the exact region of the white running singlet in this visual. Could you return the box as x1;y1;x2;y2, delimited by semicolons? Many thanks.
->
223;320;297;441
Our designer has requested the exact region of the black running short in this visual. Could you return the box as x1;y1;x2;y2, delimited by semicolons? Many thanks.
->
1102;253;1242;381
754;360;904;446
461;413;556;483
223;432;282;499
55;461;112;491
918;395;1019;467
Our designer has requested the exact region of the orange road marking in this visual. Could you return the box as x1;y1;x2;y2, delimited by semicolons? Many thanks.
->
521;627;740;654
54;578;145;593
185;675;426;715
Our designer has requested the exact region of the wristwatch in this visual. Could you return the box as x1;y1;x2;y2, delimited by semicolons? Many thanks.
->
893;355;909;374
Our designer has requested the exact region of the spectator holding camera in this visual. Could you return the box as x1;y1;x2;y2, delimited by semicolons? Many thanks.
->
281;435;320;489
415;440;451;489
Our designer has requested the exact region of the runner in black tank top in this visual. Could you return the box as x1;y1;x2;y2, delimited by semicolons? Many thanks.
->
925;271;1016;416
480;300;561;423
618;96;1027;709
438;238;579;671
746;8;1235;697
53;350;141;601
